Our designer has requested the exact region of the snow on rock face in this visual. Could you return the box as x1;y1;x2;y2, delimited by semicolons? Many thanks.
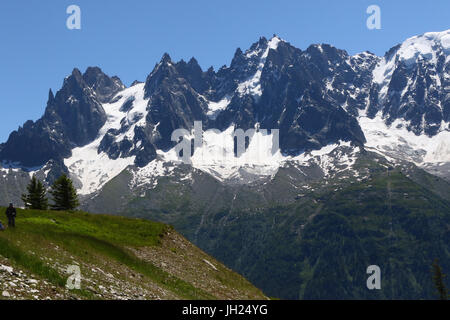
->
441;33;450;52
128;126;359;185
191;125;283;180
397;35;434;66
285;141;359;178
372;54;396;99
392;30;448;66
237;36;281;99
129;157;176;191
359;113;450;166
65;142;135;195
64;83;148;195
371;29;449;140
372;29;449;102
105;83;148;143
206;96;232;120
202;36;283;120
158;125;284;181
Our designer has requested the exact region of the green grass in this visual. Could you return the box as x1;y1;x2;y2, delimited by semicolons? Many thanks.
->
0;235;94;299
0;236;65;286
16;209;168;246
0;208;215;299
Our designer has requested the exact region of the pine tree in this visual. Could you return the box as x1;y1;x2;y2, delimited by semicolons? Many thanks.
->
21;175;48;210
50;174;79;211
432;258;448;300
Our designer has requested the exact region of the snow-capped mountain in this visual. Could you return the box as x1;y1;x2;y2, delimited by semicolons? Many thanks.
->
0;30;449;200
361;30;450;180
370;30;450;132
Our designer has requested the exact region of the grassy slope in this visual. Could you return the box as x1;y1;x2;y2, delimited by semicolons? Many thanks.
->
0;209;266;300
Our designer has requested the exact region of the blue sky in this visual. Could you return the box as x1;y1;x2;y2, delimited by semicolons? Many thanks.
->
0;0;449;142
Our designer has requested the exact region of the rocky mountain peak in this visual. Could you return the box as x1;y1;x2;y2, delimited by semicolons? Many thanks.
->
82;67;125;103
160;52;172;64
143;53;179;98
0;67;127;167
47;88;55;104
371;29;450;135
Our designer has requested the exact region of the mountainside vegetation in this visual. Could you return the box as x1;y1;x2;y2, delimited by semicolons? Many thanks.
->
90;155;450;299
0;208;266;300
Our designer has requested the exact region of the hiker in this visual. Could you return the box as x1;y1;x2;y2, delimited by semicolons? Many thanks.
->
5;203;16;228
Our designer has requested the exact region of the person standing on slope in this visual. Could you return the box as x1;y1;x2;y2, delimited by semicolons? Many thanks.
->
5;203;16;228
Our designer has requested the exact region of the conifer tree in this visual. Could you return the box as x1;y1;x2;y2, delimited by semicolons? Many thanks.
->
432;259;448;300
50;174;79;211
21;175;48;210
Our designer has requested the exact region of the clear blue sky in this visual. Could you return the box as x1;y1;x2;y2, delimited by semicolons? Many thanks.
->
0;0;449;142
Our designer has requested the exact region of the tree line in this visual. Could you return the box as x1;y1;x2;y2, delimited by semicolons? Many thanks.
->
21;174;79;211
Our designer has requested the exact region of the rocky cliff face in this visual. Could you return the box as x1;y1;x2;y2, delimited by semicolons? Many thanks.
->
0;68;124;168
